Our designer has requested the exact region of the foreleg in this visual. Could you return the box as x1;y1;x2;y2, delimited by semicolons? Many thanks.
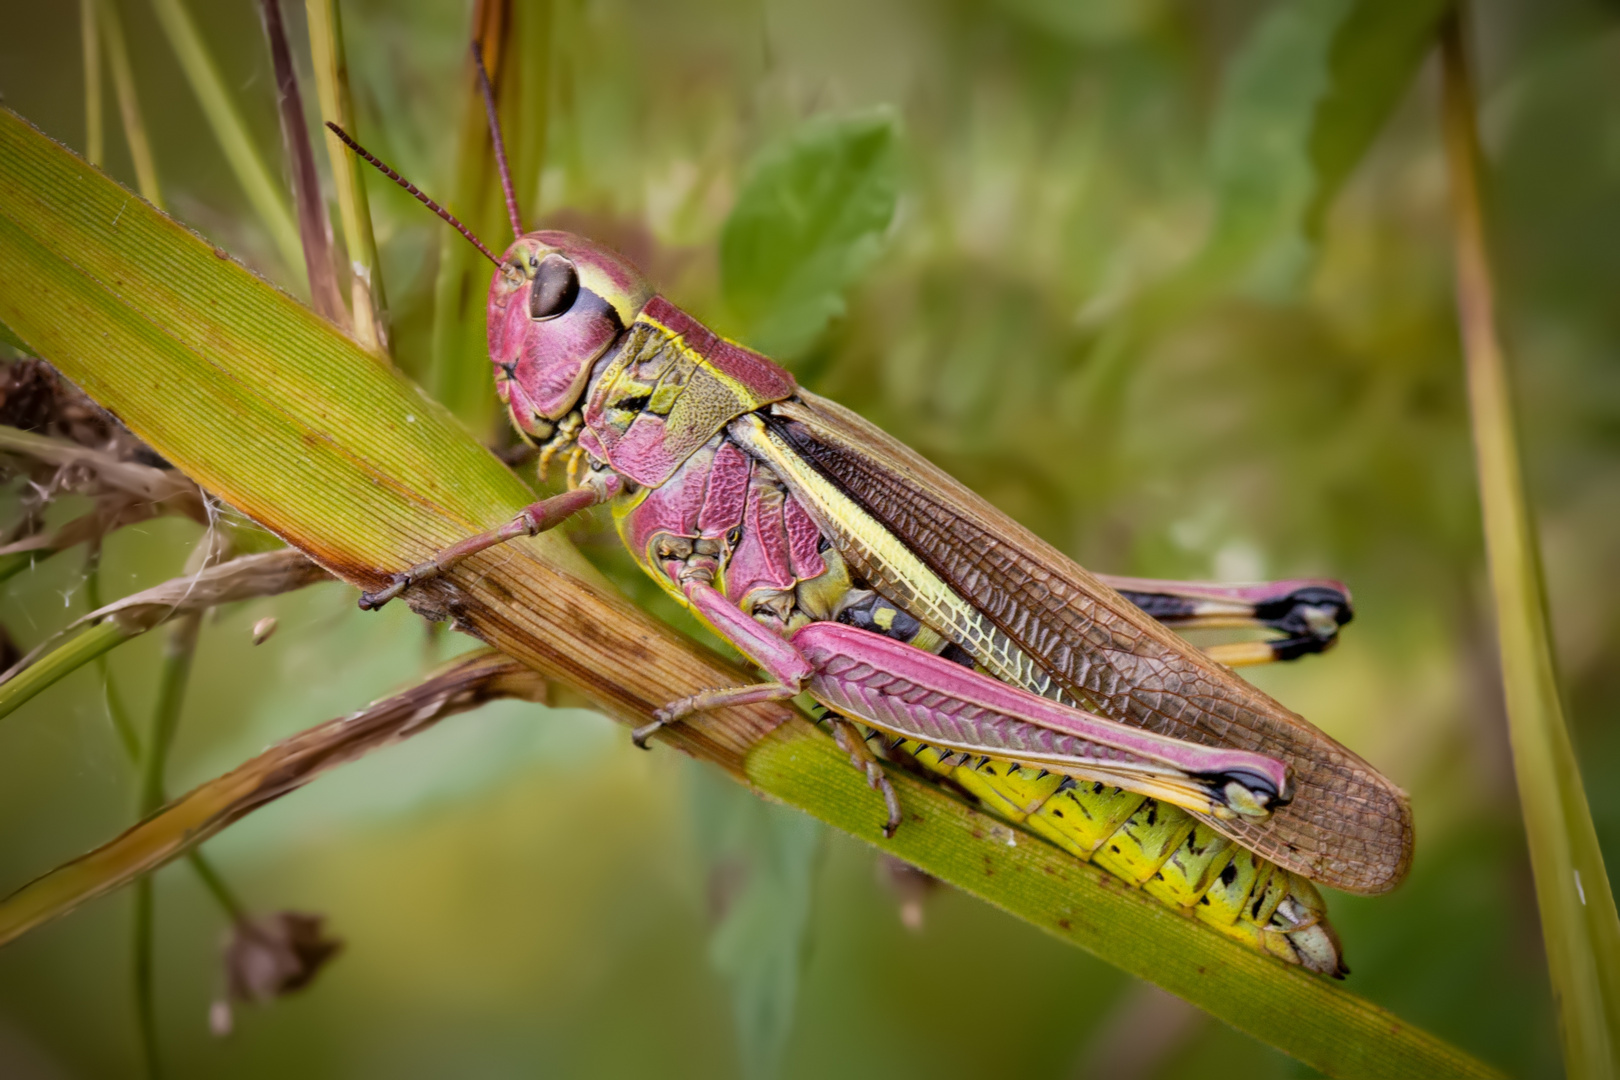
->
359;484;610;610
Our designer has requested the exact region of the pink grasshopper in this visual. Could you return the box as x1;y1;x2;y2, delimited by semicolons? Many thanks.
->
325;54;1411;975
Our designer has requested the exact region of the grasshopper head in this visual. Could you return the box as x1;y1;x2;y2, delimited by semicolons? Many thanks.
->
323;58;654;444
487;231;654;442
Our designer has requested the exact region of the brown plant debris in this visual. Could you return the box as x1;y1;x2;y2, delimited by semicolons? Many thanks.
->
0;649;549;947
0;358;150;457
0;360;205;563
211;910;344;1035
0;548;332;685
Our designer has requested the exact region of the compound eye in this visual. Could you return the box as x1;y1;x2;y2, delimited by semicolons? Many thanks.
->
528;254;579;320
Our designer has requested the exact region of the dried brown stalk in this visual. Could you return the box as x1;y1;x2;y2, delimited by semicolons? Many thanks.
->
0;648;545;946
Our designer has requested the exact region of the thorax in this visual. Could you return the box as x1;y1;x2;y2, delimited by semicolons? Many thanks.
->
611;432;854;632
573;297;794;489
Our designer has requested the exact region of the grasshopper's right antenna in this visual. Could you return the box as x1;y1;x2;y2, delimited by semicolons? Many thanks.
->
325;122;502;269
471;42;524;240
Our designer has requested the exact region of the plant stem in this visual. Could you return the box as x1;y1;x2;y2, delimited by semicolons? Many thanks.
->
83;544;141;759
0;649;543;945
257;0;349;326
83;546;168;1079
80;0;104;166
0;621;133;722
305;0;387;353
129;597;202;1079
85;545;243;922
1439;10;1620;1078
138;613;199;817
429;0;512;432
148;0;304;277
97;0;161;207
184;851;246;924
510;0;552;217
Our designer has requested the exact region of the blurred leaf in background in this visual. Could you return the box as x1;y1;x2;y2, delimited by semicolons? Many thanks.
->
720;110;899;360
689;767;823;1080
1305;0;1456;239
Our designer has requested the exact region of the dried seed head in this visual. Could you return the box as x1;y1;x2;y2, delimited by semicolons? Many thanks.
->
877;854;939;933
211;911;343;1036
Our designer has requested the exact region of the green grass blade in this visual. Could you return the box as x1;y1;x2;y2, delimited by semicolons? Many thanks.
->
748;725;1503;1079
80;0;104;166
148;0;303;277
305;0;387;352
1440;13;1620;1078
0;106;1504;1078
428;8;530;432
97;0;161;207
258;0;349;327
0;622;133;722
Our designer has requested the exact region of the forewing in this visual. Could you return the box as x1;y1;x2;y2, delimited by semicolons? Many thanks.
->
768;392;1413;895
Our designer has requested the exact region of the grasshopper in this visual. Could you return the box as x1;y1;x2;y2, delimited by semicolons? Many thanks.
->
327;55;1411;977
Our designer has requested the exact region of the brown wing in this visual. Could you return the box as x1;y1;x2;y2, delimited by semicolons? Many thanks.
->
769;392;1413;895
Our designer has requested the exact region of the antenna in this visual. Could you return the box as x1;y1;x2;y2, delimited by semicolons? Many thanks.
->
325;122;502;269
472;42;524;240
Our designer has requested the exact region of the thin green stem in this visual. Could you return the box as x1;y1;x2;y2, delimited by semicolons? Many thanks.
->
83;545;141;759
148;0;303;276
0;621;133;723
96;0;161;208
81;0;104;166
130;608;200;1080
0;649;541;947
305;0;387;353
86;548;243;921
138;614;199;817
1440;11;1620;1078
184;852;246;924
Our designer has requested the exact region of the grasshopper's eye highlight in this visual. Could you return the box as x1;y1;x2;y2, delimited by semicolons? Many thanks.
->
528;254;580;320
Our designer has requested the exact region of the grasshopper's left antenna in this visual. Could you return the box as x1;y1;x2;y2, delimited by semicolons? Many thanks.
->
326;122;502;269
472;42;524;240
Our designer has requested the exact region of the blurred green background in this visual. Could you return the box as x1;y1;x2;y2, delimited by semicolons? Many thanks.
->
1;0;1617;1076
